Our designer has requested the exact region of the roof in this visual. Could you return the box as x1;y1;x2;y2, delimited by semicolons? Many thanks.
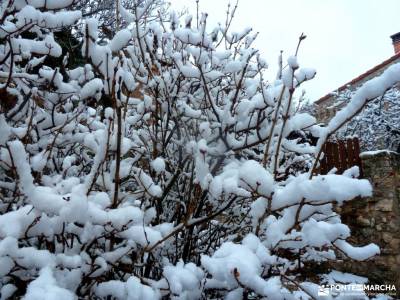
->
391;32;400;43
316;52;400;104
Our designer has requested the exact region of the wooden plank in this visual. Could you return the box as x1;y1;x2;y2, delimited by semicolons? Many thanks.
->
346;138;355;168
320;144;328;174
325;142;332;174
329;142;336;173
338;140;347;173
332;141;340;173
325;141;334;173
353;137;363;178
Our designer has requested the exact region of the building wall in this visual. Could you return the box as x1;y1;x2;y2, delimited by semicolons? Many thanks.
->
333;151;400;295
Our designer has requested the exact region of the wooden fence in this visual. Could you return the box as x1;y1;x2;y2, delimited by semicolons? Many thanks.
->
319;137;363;177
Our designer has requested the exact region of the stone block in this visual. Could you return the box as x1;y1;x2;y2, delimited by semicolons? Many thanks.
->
396;255;400;264
375;199;393;212
389;238;400;250
356;216;371;227
382;232;392;243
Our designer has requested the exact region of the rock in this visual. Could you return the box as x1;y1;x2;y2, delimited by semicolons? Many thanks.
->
375;199;393;212
389;238;400;250
396;255;400;264
382;233;392;243
356;216;371;227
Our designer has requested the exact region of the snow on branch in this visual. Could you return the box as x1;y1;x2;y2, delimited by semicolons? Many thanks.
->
0;0;386;299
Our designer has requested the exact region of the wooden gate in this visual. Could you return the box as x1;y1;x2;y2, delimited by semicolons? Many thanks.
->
319;137;363;177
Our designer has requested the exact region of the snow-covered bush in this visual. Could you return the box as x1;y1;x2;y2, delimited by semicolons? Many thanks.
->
336;87;400;152
1;0;399;299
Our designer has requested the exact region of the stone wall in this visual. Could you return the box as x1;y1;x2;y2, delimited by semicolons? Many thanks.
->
334;150;400;295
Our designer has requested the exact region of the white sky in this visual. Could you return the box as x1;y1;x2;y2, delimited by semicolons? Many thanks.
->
169;0;400;101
